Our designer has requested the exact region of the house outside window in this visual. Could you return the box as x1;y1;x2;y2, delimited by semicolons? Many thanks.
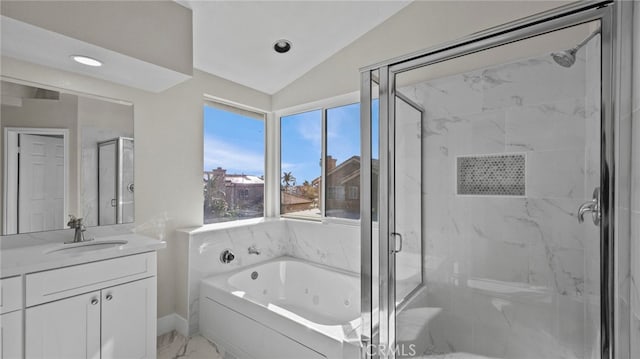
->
280;102;364;220
203;101;265;224
280;110;322;218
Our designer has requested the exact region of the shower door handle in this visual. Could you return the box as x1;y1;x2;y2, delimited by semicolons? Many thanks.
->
391;232;403;253
577;187;601;226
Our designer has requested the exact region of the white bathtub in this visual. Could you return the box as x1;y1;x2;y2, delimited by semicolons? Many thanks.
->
199;257;362;359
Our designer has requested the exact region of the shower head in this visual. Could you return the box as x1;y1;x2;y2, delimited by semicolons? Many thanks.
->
551;28;600;68
551;49;578;68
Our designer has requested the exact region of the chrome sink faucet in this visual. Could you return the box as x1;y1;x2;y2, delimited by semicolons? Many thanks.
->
66;215;92;243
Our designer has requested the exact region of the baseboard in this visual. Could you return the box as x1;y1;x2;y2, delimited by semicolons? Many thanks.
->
157;313;189;337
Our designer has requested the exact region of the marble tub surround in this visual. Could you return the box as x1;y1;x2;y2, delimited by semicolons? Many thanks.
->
285;218;360;273
0;232;165;277
181;218;364;336
396;36;601;357
180;218;289;335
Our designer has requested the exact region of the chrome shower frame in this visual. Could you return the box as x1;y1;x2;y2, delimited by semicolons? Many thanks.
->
359;1;632;358
97;136;134;225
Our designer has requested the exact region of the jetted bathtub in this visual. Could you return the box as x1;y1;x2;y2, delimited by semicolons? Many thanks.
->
200;257;362;359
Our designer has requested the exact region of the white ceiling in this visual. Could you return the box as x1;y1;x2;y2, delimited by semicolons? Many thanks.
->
179;1;411;94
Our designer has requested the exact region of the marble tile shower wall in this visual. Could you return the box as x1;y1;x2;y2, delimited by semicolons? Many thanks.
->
400;45;599;357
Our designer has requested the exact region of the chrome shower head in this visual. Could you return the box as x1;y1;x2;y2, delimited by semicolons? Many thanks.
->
551;28;600;68
551;48;577;68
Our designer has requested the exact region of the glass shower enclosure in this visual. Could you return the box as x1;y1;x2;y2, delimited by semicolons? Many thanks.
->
98;137;134;225
360;2;625;358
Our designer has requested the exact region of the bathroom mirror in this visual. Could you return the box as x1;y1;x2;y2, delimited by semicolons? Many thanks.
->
1;79;134;235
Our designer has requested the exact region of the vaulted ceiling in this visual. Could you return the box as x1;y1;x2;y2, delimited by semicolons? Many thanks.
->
178;1;411;94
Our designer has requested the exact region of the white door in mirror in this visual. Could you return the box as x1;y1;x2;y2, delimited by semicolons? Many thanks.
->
19;134;65;233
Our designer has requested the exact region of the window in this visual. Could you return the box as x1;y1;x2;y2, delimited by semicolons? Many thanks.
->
280;102;362;220
325;103;360;219
280;110;321;218
203;102;264;224
347;186;359;200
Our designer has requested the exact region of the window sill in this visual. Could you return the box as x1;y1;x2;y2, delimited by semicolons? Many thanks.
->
178;217;283;235
281;215;361;227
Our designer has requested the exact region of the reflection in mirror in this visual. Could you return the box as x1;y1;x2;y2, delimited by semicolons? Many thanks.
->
1;79;134;235
98;137;134;226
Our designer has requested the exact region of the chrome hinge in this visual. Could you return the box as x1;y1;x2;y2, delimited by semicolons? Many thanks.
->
391;232;403;254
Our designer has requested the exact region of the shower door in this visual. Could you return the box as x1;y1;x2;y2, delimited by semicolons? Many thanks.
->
98;137;134;225
361;2;618;359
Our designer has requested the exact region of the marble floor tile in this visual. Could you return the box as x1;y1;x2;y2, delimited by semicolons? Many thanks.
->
158;331;222;359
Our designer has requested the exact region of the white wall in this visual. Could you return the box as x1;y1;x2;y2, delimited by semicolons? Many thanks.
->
0;56;271;319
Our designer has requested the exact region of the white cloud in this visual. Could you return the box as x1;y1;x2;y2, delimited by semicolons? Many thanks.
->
204;135;264;174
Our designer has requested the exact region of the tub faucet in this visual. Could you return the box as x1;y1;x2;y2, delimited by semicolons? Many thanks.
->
66;215;92;243
248;245;261;255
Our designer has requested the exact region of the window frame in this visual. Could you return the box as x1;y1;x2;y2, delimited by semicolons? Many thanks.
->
202;96;268;225
275;91;361;224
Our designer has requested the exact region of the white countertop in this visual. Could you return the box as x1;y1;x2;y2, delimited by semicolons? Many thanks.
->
0;233;166;277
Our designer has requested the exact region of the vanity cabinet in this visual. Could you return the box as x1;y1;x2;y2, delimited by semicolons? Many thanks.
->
25;277;155;359
0;251;160;359
1;276;23;359
26;291;101;359
1;310;23;359
100;278;156;359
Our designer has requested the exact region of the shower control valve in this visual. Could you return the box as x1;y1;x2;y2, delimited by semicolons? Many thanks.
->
220;249;235;264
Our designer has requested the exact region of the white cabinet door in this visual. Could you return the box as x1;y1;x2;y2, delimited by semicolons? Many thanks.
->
101;278;156;359
1;310;23;359
25;291;100;359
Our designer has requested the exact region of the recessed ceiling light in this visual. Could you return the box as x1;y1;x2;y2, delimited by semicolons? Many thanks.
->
273;39;292;54
70;55;103;67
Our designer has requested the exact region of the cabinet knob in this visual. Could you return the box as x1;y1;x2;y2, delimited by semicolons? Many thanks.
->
91;299;99;305
106;294;113;301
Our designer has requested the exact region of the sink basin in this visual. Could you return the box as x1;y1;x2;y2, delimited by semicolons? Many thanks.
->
46;240;128;254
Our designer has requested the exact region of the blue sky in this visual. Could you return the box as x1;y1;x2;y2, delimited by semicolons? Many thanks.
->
203;105;264;176
204;100;379;182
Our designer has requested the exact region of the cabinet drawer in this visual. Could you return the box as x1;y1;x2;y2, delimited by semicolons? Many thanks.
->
0;276;22;314
26;252;156;307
